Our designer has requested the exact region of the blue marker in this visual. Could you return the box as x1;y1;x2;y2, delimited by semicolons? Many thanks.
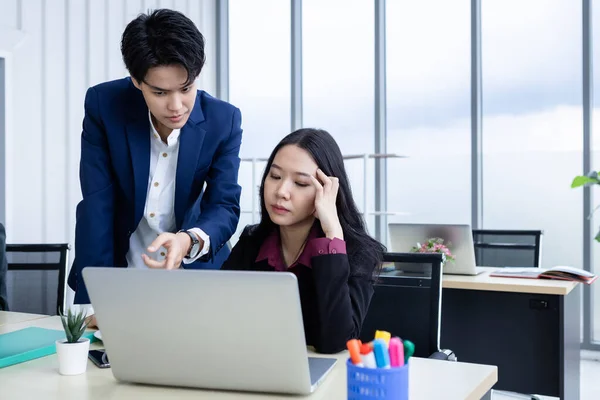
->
372;339;390;369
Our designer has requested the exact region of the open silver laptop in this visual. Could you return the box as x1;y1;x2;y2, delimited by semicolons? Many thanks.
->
388;223;486;276
82;268;337;395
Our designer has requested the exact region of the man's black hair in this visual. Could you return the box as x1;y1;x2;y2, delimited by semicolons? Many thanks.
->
121;9;205;86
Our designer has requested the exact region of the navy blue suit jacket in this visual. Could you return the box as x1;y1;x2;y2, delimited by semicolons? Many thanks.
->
68;78;242;304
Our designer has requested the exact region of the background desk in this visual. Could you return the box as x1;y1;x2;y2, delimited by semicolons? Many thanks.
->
441;268;580;399
0;314;498;400
0;310;48;327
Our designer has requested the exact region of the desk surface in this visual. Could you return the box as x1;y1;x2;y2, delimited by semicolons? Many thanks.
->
0;315;498;400
0;311;48;327
442;267;578;295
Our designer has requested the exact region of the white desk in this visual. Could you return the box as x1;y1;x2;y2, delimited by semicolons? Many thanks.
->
441;268;580;399
442;267;578;295
0;310;48;327
0;314;497;400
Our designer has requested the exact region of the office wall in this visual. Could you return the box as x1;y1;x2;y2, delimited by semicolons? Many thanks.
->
0;0;218;245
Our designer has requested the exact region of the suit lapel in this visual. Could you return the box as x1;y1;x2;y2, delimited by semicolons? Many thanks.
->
174;94;206;227
125;86;151;229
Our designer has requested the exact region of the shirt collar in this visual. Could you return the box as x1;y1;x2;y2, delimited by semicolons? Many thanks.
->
149;110;181;146
255;223;321;270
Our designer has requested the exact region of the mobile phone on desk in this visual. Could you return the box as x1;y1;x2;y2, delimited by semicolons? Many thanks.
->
88;350;110;368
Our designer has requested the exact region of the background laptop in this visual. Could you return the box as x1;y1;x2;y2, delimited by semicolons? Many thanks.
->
82;268;337;395
388;223;486;276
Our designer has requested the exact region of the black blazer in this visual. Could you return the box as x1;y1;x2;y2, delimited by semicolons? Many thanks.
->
221;225;375;354
0;223;8;311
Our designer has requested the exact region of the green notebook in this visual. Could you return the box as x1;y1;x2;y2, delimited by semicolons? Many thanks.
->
0;327;97;368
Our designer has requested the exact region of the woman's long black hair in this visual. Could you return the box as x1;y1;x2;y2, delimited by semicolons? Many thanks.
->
254;128;386;276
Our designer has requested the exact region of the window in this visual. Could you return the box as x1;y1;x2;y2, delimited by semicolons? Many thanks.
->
386;0;471;239
591;0;600;343
481;1;583;272
302;0;375;231
229;0;291;239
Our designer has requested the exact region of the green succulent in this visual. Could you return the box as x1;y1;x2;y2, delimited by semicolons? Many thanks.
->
59;308;90;343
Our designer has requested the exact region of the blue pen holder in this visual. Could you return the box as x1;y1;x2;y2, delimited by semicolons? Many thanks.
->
346;359;409;400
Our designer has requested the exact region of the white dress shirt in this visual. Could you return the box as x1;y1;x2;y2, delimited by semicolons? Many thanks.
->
77;112;210;313
126;112;210;268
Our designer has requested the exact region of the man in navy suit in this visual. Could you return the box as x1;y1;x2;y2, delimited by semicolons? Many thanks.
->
68;9;242;319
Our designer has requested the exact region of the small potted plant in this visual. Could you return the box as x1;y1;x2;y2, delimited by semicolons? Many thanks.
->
410;237;456;264
56;308;91;375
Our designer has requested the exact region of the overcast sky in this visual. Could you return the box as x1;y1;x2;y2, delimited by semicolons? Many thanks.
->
227;0;599;275
229;0;592;157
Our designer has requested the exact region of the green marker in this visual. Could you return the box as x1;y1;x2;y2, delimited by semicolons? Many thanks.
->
403;339;415;363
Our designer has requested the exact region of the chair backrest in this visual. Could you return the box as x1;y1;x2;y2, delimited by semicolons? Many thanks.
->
472;229;543;268
360;252;443;358
5;244;70;315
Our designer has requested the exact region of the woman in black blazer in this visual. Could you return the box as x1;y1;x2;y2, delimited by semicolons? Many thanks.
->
222;128;385;353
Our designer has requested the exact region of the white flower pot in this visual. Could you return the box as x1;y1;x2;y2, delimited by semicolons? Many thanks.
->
55;338;90;376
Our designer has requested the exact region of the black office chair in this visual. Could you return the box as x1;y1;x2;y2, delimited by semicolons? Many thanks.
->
5;244;70;315
472;229;543;268
360;252;455;361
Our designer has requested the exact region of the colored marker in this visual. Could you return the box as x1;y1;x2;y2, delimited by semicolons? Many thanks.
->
389;337;405;367
360;343;377;368
403;339;415;363
372;339;390;369
347;339;364;367
374;330;391;345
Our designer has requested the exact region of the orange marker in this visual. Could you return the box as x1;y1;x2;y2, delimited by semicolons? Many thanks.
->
346;339;364;367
